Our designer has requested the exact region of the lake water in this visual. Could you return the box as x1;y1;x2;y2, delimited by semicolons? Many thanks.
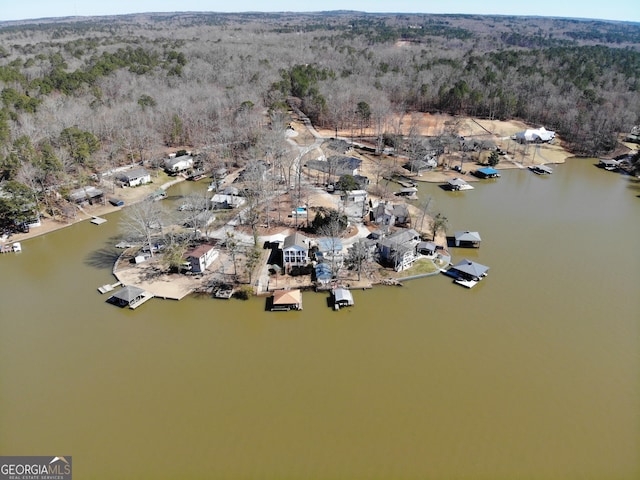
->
1;159;638;479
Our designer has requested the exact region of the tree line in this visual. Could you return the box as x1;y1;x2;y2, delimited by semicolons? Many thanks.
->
0;11;639;228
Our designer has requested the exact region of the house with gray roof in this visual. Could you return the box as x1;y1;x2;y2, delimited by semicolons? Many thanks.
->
164;154;194;173
69;186;104;204
211;194;246;209
371;202;411;228
377;229;421;271
117;167;151;187
282;232;309;268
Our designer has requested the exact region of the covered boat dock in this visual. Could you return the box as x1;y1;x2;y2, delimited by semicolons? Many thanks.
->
270;289;303;311
107;285;154;309
332;288;354;310
445;259;490;288
474;167;501;179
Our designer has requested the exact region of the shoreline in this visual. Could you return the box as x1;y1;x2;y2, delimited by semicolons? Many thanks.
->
2;175;186;245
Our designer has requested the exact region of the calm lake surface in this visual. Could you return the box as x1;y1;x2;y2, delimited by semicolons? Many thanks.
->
1;158;638;479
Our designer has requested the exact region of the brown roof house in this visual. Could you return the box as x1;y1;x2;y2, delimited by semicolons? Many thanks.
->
184;244;219;273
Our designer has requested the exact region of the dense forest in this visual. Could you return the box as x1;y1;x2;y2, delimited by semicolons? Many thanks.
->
0;11;639;228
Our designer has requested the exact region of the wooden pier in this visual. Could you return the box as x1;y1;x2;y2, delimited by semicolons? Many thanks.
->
98;281;122;294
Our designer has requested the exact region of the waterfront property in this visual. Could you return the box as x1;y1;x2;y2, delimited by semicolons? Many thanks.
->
514;126;555;143
446;178;474;191
282;232;310;269
184;244;219;273
378;229;421;271
69;186;104;205
474;167;501;179
371;202;412;228
445;259;490;288
332;288;354;310
314;263;333;287
164;154;194;174
454;231;482;248
529;165;553;175
117;167;151;187
270;289;303;311
107;285;154;308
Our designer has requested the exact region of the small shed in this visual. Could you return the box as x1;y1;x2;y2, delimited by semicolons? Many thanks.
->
271;289;303;311
417;241;437;256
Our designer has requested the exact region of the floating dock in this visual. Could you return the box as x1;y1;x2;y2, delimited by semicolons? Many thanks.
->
98;281;122;294
1;242;21;253
212;285;234;299
91;216;107;225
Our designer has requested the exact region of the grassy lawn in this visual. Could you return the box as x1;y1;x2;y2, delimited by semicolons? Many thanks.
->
401;258;439;276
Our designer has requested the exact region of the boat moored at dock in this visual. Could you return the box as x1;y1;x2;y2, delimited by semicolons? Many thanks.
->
529;165;553;175
332;288;354;310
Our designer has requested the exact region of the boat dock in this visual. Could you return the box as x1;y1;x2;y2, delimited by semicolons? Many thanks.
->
129;291;154;309
98;281;122;294
91;216;107;225
212;284;234;299
1;242;22;253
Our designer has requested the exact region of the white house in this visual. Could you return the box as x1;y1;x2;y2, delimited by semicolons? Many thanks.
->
514;127;555;143
342;189;368;204
282;232;309;267
164;154;194;173
211;194;246;209
118;167;151;187
184;244;219;273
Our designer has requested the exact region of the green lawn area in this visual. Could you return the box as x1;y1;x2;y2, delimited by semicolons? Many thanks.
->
401;258;439;276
